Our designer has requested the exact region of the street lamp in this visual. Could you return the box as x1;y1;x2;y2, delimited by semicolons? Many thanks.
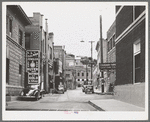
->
80;40;95;85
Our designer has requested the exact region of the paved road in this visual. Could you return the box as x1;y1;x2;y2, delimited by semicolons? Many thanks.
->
6;87;114;111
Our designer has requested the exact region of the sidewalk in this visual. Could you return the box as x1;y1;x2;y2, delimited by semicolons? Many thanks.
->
93;90;145;111
89;99;145;111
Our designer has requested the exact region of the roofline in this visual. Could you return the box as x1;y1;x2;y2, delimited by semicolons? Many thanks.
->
7;5;32;25
17;5;32;25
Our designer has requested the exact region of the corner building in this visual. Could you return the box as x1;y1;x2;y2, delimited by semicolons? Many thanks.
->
115;6;146;108
6;5;32;95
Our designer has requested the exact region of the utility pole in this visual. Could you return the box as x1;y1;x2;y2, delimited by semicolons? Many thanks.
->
100;15;105;93
45;18;48;93
100;15;103;78
89;41;95;84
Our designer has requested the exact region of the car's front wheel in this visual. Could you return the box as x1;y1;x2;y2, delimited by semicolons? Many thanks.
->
35;93;39;101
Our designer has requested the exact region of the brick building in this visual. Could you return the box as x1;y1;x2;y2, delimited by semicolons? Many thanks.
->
106;21;116;92
54;46;66;90
6;5;32;95
65;54;76;90
75;58;91;86
115;6;146;108
25;13;46;91
96;39;107;92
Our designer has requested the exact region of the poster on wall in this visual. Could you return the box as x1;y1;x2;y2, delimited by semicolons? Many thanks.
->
26;50;40;84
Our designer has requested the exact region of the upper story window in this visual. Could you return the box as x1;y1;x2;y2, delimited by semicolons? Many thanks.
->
78;73;80;76
6;16;12;37
25;33;30;49
9;19;12;36
134;6;145;20
82;73;84;76
108;34;116;52
50;47;52;59
19;29;23;46
66;74;70;78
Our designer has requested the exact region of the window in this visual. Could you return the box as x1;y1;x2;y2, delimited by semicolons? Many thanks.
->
78;73;80;76
134;40;142;83
9;19;12;36
19;65;22;86
50;47;52;59
135;53;141;83
78;79;80;81
134;6;145;20
112;34;116;47
82;79;84;81
25;33;30;49
6;58;10;84
82;73;84;76
87;73;88;76
66;74;70;77
19;29;23;46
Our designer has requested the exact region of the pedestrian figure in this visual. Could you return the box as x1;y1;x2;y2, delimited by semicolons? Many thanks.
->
101;78;105;93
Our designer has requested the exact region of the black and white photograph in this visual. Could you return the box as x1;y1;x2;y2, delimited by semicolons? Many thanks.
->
2;1;148;120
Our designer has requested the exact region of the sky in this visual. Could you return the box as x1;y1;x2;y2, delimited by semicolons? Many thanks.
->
6;2;116;60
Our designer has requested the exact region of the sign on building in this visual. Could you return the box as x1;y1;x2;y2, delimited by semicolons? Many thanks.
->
26;50;40;84
99;63;116;71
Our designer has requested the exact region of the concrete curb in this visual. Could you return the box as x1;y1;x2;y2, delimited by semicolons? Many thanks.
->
94;92;114;95
88;101;105;111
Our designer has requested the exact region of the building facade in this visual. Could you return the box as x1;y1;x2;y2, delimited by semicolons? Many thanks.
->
65;54;76;90
115;6;145;108
6;5;32;95
95;39;108;92
25;13;45;91
106;21;116;92
75;58;91;86
54;46;66;90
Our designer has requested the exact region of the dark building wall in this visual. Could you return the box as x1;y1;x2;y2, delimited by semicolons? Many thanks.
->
116;19;145;85
116;6;121;13
116;6;133;38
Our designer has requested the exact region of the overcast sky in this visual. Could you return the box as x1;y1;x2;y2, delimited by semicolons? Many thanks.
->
6;2;116;59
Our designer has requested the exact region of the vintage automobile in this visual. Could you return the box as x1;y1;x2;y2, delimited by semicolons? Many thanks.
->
19;85;44;101
82;85;87;92
85;85;94;94
55;85;64;94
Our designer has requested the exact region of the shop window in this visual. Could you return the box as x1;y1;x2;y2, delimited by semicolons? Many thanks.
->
19;29;23;46
6;58;10;84
135;53;141;83
134;40;142;83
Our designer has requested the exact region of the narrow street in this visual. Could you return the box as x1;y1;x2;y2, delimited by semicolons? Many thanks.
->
6;88;113;111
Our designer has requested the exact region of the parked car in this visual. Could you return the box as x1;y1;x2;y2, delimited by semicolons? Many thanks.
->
19;85;44;100
82;85;87;92
55;85;64;94
85;85;94;94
